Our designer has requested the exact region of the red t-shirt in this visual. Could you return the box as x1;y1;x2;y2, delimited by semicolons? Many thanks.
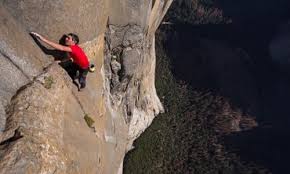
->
69;45;89;69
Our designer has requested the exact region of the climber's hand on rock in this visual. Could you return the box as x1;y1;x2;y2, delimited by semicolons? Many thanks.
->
30;32;42;40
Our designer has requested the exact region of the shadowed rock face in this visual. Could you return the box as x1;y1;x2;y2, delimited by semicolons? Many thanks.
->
0;0;172;173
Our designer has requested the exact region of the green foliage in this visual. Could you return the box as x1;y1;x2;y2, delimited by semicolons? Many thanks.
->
200;0;214;5
164;0;230;25
44;76;54;89
84;114;95;128
123;32;269;174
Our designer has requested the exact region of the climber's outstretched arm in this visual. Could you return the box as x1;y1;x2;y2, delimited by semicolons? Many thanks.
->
30;32;72;52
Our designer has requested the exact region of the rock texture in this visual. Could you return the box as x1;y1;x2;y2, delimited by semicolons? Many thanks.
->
0;64;69;174
0;5;51;131
0;0;172;173
104;0;172;150
2;0;103;41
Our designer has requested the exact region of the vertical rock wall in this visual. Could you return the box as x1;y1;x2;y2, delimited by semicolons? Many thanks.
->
0;0;172;173
104;0;172;150
0;5;51;131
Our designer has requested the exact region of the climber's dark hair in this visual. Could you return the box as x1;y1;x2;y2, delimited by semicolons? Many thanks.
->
68;33;79;44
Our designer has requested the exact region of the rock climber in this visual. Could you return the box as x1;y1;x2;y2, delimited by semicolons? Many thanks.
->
30;32;89;90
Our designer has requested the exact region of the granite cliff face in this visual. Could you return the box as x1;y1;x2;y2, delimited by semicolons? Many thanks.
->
0;1;172;173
